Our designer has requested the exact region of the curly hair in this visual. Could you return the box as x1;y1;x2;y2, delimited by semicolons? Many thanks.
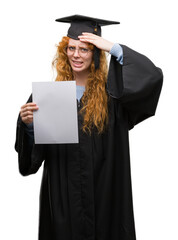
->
52;36;108;134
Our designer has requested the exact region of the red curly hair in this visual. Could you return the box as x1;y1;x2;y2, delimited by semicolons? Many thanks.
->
52;36;108;134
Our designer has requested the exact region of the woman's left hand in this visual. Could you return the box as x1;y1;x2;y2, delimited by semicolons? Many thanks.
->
78;33;114;52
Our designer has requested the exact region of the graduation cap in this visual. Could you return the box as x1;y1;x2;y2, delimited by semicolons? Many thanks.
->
55;15;120;69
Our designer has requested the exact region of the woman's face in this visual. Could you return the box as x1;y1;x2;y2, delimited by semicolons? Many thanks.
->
67;38;93;75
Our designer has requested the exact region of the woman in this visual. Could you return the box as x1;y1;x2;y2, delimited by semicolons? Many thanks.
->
15;15;163;240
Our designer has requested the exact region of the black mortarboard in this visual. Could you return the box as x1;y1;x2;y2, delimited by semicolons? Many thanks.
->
55;15;120;69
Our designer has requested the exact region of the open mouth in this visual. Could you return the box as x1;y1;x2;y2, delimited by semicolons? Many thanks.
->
72;60;83;67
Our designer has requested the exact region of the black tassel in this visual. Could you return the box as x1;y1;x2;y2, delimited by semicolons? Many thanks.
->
94;46;100;70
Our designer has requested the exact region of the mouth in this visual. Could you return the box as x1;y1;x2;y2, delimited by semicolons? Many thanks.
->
72;60;83;68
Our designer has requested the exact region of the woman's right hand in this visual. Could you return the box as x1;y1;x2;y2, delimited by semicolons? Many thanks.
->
20;102;39;124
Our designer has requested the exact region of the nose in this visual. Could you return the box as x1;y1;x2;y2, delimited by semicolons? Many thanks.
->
73;49;80;57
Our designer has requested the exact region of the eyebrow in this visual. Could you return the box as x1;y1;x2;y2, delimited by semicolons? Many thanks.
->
68;44;89;48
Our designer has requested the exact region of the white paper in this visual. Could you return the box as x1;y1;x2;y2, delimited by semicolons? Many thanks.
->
32;81;78;144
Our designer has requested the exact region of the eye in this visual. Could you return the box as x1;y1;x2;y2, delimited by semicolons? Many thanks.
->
68;46;75;51
80;48;89;53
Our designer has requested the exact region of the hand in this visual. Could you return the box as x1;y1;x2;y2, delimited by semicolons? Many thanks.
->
20;102;39;124
78;33;114;52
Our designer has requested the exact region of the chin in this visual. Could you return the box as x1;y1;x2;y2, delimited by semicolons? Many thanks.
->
72;67;85;73
72;65;91;74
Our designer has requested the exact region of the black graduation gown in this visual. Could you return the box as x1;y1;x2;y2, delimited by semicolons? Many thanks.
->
15;45;163;240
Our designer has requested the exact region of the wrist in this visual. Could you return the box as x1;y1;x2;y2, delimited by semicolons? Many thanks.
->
106;42;114;52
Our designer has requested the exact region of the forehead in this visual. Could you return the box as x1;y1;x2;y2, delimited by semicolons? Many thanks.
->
68;38;88;47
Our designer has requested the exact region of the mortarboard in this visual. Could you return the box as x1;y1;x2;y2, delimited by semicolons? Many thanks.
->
55;15;120;69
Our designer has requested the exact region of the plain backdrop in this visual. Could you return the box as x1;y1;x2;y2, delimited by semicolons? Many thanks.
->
0;0;177;239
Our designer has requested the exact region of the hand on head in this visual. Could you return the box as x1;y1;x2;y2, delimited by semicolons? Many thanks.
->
78;33;114;52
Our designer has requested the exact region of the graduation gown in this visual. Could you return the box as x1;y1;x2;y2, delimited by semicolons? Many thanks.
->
15;45;163;240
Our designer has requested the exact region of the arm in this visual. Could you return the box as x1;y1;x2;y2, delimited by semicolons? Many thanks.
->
78;33;163;129
107;45;163;129
79;32;123;64
15;95;44;176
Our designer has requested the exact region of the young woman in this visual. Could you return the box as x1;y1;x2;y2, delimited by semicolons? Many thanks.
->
15;15;163;240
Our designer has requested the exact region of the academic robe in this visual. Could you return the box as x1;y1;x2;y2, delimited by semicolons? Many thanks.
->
15;45;163;240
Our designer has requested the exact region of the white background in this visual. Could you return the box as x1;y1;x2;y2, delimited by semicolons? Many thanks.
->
0;0;177;239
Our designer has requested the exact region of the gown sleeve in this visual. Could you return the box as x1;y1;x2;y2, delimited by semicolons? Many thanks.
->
15;94;45;176
107;44;163;130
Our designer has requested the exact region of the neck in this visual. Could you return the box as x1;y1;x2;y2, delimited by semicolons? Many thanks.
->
73;71;89;86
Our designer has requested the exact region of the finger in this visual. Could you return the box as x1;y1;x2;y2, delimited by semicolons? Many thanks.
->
81;32;99;37
81;33;101;40
21;102;37;108
20;105;39;113
21;102;38;109
79;38;95;44
20;111;33;118
78;34;102;47
78;36;96;45
22;115;33;124
22;115;33;121
20;109;37;117
79;35;96;41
